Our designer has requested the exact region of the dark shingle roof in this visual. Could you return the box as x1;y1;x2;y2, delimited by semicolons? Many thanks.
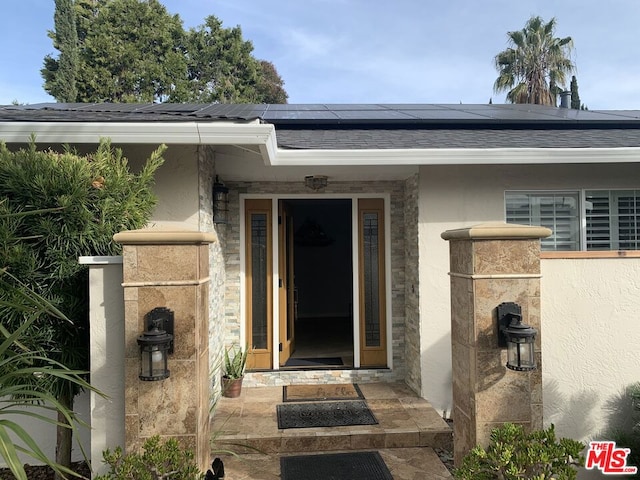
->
2;103;640;149
275;128;640;149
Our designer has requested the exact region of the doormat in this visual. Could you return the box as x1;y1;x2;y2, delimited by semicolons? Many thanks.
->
280;451;393;480
283;384;364;403
276;400;377;429
284;357;343;367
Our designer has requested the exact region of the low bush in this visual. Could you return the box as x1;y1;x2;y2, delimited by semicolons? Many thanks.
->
95;436;203;480
454;423;585;480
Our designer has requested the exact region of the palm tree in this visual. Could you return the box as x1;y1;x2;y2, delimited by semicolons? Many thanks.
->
494;16;574;106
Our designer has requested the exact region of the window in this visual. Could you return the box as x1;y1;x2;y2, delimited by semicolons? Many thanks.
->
506;192;580;251
586;190;640;250
505;190;640;251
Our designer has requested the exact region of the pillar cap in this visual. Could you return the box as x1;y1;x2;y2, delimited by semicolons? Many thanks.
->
114;229;217;245
441;222;552;241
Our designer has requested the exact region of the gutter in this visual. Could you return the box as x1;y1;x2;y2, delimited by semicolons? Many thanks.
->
2;120;639;167
273;146;640;166
0;121;278;165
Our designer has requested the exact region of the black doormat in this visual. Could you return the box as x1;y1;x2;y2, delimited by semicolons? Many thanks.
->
284;356;343;367
276;400;377;429
280;451;393;480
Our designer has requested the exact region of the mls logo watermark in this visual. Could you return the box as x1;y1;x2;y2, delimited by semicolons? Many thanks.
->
586;441;638;475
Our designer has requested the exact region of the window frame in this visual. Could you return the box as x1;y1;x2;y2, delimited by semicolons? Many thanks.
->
504;188;640;253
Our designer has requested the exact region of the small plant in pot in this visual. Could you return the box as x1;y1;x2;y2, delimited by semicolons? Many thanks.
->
222;344;248;398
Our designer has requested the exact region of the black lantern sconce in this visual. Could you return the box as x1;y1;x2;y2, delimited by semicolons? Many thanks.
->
212;176;229;224
497;302;538;372
137;307;174;381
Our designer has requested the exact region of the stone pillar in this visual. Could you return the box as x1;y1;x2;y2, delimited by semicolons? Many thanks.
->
441;222;551;466
114;230;216;471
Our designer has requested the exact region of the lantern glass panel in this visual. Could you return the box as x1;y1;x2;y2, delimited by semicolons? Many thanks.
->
138;341;170;380
507;338;536;371
213;193;229;224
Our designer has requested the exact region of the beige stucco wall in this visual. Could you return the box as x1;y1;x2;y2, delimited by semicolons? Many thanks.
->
419;162;640;443
123;144;201;230
541;257;640;440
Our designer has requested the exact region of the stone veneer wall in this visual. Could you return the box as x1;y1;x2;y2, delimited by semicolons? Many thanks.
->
220;180;411;387
197;147;225;395
403;173;421;393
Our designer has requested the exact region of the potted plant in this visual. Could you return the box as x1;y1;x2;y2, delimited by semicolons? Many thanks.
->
221;344;248;398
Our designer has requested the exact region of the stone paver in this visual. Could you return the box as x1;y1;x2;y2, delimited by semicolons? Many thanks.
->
210;382;453;478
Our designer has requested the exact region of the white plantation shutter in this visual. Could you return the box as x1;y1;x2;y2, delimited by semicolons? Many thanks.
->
585;191;612;250
506;192;580;251
587;190;640;250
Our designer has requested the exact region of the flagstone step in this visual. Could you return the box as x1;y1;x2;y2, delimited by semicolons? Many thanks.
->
212;382;453;455
216;447;453;480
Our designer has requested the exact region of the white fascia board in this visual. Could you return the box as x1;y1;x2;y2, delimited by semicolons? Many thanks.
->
196;122;275;146
0;120;275;150
0;120;277;165
273;147;640;166
0;122;200;144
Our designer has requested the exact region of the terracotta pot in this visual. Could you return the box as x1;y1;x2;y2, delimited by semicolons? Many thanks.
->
222;376;243;398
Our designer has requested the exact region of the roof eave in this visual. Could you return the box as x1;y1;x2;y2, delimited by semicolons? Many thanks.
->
0;120;277;165
273;147;640;166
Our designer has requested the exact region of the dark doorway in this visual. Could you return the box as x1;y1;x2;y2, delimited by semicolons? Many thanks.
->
281;199;353;368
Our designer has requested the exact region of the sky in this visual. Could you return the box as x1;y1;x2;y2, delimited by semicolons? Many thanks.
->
1;0;639;109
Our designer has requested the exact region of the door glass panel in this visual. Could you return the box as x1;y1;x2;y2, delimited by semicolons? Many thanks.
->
251;213;268;349
363;212;380;347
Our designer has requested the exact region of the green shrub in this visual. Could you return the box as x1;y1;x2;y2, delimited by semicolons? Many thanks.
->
95;436;203;480
607;382;640;468
454;423;585;480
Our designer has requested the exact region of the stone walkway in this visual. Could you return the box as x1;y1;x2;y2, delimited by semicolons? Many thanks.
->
210;382;453;479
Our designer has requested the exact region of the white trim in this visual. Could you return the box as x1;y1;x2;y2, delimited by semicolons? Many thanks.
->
271;199;280;369
239;193;392;371
274;147;640;166
78;255;123;265
0;121;277;163
351;200;361;369
239;197;247;351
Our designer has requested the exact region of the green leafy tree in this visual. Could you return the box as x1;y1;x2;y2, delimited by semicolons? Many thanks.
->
42;0;288;104
256;60;288;104
0;139;164;474
42;0;79;103
494;16;574;105
181;16;262;103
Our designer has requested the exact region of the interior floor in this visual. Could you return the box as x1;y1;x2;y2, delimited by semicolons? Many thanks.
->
284;316;354;368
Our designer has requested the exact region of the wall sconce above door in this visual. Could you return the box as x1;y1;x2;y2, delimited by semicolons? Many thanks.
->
213;176;229;224
304;175;328;191
497;302;537;372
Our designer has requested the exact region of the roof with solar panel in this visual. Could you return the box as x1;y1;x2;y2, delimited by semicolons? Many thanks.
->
2;103;640;148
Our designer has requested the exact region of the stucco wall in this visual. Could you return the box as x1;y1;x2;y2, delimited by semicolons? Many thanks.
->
419;162;640;442
124;144;201;230
541;257;640;441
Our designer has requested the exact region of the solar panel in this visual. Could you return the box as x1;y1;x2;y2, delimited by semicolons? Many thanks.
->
195;104;266;119
266;110;339;120
3;103;640;126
